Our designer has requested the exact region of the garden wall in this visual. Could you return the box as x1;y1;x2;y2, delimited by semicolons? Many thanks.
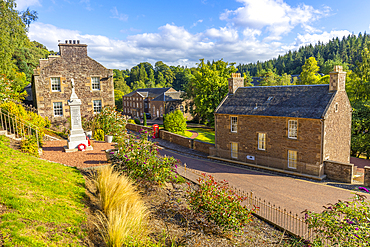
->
126;123;152;133
193;140;214;154
159;130;192;149
324;160;353;183
364;166;370;187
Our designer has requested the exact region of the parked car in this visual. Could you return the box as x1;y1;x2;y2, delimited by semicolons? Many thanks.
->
145;113;151;119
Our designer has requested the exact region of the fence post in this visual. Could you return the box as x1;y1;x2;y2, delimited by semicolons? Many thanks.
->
249;191;253;209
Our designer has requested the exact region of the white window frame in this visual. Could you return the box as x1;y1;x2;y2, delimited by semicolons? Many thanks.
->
93;100;102;113
91;77;100;90
51;77;61;92
258;133;266;151
53;102;63;117
231;142;238;159
231;116;238;133
288;120;298;139
288;150;297;169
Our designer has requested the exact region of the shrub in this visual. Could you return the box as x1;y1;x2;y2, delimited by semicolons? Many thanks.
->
128;119;135;124
115;130;181;184
143;113;147;126
304;194;370;246
21;135;39;157
93;106;127;136
134;118;140;125
187;173;254;232
163;109;187;134
95;165;149;246
94;129;105;141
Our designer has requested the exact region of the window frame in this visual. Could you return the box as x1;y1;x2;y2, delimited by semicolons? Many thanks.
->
288;150;298;169
91;77;100;90
288;120;298;139
231;142;238;159
231;116;238;133
53;102;63;117
93;100;102;114
51;77;61;92
257;133;266;151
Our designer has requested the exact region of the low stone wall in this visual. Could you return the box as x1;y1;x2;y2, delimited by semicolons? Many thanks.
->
159;130;192;149
193;140;214;154
126;123;152;133
324;160;353;183
364;166;370;187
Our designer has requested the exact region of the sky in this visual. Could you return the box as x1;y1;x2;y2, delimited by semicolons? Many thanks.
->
16;0;370;70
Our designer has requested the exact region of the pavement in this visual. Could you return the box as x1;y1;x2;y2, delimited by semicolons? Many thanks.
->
153;137;369;215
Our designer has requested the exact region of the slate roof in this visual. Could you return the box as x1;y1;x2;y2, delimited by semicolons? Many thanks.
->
151;91;184;102
124;87;172;98
215;84;335;119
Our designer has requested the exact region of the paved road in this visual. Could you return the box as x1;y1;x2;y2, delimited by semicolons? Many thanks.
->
159;149;365;215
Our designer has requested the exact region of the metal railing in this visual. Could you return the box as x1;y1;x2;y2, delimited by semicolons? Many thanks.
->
179;163;315;242
9;99;38;113
0;108;40;148
210;147;324;178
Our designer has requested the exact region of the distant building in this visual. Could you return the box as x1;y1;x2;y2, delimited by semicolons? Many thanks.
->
31;40;114;124
212;67;352;178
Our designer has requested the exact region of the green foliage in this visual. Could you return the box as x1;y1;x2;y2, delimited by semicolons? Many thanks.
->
128;119;135;124
93;106;127;136
115;131;181;184
134;118;141;125
299;57;321;85
0;136;87;246
304;194;370;246
94;129;105;141
20;135;39;157
143;112;147;126
184;59;237;126
350;100;370;157
187;173;254;232
163;110;187;134
114;89;125;111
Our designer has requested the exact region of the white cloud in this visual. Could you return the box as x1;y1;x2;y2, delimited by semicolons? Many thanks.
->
110;7;128;21
292;30;352;48
191;19;203;28
15;0;41;10
220;0;329;41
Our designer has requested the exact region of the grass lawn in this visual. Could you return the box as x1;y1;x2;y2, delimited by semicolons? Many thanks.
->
0;136;87;246
187;127;215;144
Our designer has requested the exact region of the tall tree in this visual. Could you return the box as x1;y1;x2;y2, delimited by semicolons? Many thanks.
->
299;57;321;85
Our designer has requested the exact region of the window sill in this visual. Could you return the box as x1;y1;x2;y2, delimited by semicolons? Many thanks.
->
288;137;298;140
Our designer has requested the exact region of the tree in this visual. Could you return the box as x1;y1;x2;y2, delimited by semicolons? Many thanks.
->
278;73;292;85
299;57;321;85
114;89;125;111
163;110;187;134
156;72;166;87
184;59;237;126
243;71;253;86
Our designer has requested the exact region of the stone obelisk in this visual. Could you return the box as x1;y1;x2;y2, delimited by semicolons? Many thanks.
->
64;79;91;152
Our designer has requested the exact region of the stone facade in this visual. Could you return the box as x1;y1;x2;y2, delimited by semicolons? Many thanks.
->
32;40;114;124
324;160;353;183
364;166;370;187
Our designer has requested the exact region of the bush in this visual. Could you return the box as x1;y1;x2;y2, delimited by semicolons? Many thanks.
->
95;165;149;246
94;129;105;141
134;118;140;125
21;135;39;157
128;119;135;124
93;106;127;136
304;194;370;246
115;130;181;184
163;110;187;134
143;113;147;126
187;173;254;232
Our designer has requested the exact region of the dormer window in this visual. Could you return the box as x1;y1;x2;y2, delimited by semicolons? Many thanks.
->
288;120;298;139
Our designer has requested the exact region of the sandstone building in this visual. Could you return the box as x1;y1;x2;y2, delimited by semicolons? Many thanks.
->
31;40;114;124
123;88;192;120
212;67;352;178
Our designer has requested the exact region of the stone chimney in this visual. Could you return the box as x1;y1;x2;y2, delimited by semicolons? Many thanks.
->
228;73;244;94
329;66;346;92
58;40;87;58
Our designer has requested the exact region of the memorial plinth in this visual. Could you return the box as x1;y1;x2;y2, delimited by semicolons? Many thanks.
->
64;79;92;152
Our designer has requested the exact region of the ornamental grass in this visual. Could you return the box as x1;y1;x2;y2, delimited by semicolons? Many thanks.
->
95;165;149;246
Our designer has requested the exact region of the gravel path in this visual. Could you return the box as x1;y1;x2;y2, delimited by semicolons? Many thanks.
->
41;140;115;169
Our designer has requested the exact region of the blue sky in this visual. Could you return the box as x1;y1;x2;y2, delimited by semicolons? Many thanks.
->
16;0;370;70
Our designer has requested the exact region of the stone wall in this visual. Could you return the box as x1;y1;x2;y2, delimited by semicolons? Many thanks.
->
364;166;370;187
126;123;152;133
32;42;114;124
324;160;353;183
193;140;214;154
160;130;192;149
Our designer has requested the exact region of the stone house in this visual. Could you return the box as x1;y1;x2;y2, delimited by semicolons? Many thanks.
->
213;67;352;178
122;87;192;120
31;40;114;124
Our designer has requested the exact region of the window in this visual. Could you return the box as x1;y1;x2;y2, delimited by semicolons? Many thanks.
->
51;77;61;92
180;105;184;113
231;116;238;133
160;106;163;117
91;77;100;90
53;102;63;116
137;102;139;108
93;100;102;113
288;120;298;139
231;142;238;159
258;133;266;150
288;150;297;169
170;106;174;112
